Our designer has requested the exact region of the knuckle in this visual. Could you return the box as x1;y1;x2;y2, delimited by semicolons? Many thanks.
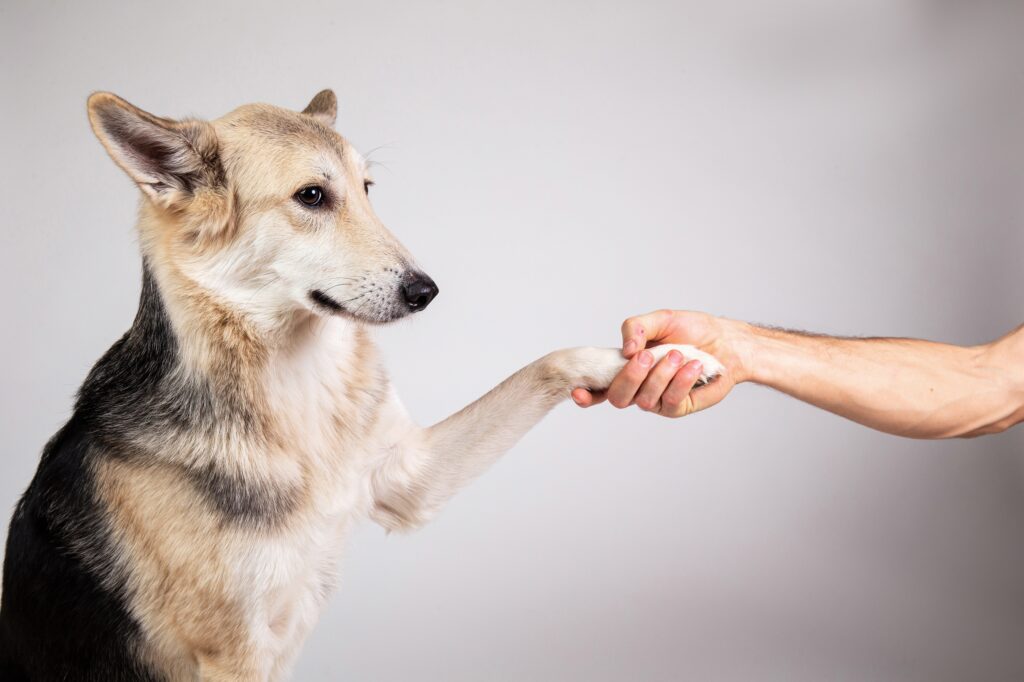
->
656;361;677;378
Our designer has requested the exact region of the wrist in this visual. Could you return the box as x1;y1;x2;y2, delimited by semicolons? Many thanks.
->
728;322;795;387
717;318;759;384
981;326;1024;406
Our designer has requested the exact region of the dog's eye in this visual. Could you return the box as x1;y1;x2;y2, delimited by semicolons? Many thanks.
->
295;186;325;207
363;179;374;195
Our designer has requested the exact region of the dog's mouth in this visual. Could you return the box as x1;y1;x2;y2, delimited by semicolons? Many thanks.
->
308;288;406;325
309;272;437;324
309;289;345;313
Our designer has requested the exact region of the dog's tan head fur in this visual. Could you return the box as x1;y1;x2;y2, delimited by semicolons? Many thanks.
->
87;90;436;342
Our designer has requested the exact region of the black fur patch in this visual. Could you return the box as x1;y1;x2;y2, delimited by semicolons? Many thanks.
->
74;264;278;524
0;417;163;681
186;463;299;525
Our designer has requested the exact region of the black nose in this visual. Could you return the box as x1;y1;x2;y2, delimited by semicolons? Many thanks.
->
401;272;439;312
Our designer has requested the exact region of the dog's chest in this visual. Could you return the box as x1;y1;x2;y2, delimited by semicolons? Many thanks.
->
264;329;387;484
244;334;389;610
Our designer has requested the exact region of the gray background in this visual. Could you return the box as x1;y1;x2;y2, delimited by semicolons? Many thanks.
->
2;1;1023;680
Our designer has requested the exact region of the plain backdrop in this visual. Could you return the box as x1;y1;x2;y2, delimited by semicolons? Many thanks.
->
2;1;1023;680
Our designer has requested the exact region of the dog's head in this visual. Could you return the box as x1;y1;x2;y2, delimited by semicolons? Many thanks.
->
87;89;437;326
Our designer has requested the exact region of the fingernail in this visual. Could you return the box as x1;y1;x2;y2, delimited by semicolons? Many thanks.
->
668;350;682;366
692;361;703;376
638;351;653;368
623;339;637;356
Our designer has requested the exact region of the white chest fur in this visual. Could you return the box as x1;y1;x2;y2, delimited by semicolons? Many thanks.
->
237;320;392;674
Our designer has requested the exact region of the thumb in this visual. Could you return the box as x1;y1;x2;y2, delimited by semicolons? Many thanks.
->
621;309;677;357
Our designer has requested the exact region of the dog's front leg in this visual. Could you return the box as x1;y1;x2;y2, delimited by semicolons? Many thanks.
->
370;345;720;531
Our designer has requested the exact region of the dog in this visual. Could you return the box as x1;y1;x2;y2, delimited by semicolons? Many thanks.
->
0;89;722;681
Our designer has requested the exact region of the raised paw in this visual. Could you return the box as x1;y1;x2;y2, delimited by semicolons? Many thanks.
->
547;344;723;393
645;344;723;386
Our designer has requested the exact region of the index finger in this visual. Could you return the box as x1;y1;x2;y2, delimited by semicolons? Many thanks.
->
621;309;676;357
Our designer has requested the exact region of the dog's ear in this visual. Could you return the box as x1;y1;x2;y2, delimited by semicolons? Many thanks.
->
302;89;337;127
87;92;224;208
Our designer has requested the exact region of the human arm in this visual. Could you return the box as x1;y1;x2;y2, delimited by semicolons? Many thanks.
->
573;309;1024;439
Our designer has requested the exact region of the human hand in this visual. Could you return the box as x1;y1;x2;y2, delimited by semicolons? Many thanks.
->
572;310;750;418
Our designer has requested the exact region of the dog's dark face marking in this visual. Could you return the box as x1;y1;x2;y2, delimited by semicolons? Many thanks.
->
309;288;345;312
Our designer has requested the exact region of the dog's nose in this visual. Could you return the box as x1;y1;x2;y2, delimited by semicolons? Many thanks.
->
401;272;439;312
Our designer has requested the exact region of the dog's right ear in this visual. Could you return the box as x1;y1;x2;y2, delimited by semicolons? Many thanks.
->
87;92;223;210
302;89;337;127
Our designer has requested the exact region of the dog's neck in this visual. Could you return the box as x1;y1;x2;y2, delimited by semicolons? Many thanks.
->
140;249;357;401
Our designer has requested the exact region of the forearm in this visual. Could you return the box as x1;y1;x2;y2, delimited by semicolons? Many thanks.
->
734;322;1024;438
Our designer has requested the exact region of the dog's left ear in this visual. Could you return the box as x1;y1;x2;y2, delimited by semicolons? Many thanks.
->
302;89;337;127
87;92;224;207
88;92;233;239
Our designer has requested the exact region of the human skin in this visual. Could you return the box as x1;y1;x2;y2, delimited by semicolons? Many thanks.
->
572;310;1024;439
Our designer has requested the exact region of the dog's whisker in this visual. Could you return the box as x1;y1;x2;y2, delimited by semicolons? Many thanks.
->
362;143;394;164
318;280;360;296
